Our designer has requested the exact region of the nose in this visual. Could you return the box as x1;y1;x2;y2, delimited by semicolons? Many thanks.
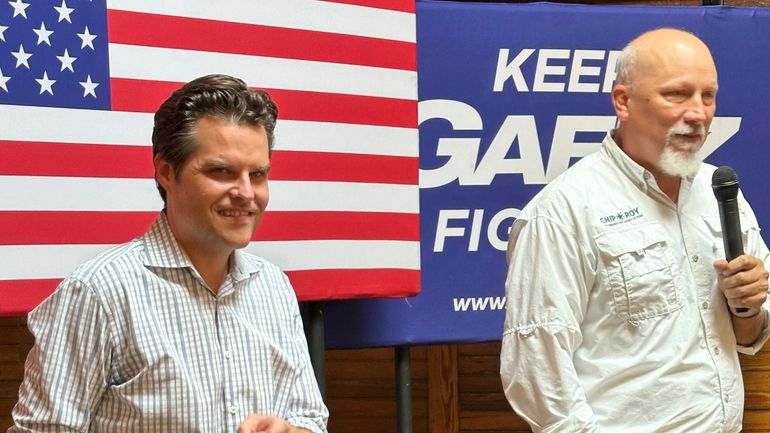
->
683;95;710;124
230;173;255;201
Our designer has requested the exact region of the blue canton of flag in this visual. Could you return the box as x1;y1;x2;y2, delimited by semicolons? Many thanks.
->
0;0;109;109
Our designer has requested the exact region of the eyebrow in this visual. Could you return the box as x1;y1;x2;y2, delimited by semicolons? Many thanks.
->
198;161;271;173
252;164;271;174
198;160;230;171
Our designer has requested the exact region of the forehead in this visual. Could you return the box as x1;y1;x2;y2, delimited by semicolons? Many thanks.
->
633;37;718;88
190;117;269;156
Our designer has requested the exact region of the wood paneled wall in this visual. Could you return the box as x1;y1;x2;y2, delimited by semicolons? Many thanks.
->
3;315;769;432
0;317;770;433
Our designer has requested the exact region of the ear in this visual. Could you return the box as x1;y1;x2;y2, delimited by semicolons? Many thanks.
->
611;84;631;121
154;155;174;191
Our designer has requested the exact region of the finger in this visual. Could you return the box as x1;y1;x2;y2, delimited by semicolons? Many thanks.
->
723;277;766;298
727;291;767;310
724;279;769;307
723;255;761;275
714;258;729;273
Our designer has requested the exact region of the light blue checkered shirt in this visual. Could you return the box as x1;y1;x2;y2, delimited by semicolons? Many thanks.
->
9;212;328;433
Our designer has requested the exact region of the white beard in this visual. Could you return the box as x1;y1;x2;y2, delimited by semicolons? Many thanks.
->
658;125;706;177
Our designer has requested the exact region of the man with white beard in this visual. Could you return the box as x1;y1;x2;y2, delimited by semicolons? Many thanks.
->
500;28;770;433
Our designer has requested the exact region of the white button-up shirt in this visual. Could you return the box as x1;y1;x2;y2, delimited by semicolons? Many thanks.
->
501;132;770;433
10;213;328;433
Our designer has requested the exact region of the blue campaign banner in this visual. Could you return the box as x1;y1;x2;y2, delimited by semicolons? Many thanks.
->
323;2;770;348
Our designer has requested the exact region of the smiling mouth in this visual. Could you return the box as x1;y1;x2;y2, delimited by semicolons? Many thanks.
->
218;210;255;217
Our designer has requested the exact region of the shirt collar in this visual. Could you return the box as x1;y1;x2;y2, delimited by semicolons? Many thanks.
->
142;211;263;282
142;211;195;269
229;248;263;282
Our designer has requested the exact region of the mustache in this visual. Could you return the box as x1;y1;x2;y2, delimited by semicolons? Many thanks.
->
668;124;706;138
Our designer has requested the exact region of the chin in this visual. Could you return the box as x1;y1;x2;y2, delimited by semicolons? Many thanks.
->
659;148;702;177
232;238;253;249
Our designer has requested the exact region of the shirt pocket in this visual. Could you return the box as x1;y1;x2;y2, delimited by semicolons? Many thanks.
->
702;213;754;260
595;223;682;324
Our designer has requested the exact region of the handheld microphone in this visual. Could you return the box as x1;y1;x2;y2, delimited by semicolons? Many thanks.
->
711;166;755;317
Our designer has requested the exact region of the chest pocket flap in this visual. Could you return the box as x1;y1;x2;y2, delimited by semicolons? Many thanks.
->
595;223;681;323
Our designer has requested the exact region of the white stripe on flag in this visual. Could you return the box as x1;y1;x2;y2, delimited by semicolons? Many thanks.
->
0;105;151;145
246;240;420;271
0;105;417;157
109;44;417;100
0;240;420;280
275;120;418;158
106;0;416;42
0;176;419;213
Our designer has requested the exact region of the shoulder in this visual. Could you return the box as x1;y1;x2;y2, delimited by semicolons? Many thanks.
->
520;151;609;220
28;239;143;327
67;238;146;286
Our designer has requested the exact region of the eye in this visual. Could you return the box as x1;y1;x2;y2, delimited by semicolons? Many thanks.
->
702;91;716;105
663;90;688;102
250;166;270;179
250;170;267;180
205;166;232;178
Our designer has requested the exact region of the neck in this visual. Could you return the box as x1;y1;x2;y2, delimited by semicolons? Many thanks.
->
187;250;230;293
651;170;681;203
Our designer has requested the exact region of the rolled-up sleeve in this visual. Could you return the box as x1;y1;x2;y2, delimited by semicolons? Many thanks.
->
500;215;600;433
737;197;770;355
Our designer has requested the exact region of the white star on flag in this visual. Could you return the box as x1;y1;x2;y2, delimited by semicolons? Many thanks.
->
8;0;29;18
54;0;74;23
0;23;7;41
35;71;55;95
11;44;32;69
33;22;54;46
79;74;98;97
56;48;76;72
0;68;9;92
77;26;96;50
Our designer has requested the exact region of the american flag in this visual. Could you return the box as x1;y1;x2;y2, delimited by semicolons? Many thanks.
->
0;0;419;315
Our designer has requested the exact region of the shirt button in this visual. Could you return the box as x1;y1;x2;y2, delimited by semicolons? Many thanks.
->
692;254;699;263
229;405;237;415
725;394;730;402
714;347;720;355
702;301;709;310
224;351;232;359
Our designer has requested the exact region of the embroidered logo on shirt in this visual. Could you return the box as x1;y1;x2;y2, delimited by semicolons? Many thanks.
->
599;207;643;226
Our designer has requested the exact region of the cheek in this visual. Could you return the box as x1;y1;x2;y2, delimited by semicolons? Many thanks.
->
259;185;270;209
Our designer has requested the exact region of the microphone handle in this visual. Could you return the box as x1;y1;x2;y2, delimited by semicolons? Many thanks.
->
719;197;744;261
718;198;754;316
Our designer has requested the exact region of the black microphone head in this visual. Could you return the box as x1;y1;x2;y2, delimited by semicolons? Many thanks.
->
712;166;740;201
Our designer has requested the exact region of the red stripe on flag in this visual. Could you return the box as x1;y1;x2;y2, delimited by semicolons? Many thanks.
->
107;10;416;71
111;78;417;128
0;211;419;245
321;0;415;13
258;211;419;241
0;212;157;245
0;268;420;315
287;268;420;300
0;279;60;316
0;141;416;184
270;151;417;185
0;141;154;178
